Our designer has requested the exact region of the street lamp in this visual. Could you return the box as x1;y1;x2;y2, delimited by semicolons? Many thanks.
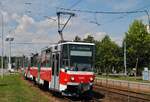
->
0;11;4;78
124;40;127;76
6;35;14;71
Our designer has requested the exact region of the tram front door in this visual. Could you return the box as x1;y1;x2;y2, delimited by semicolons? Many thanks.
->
51;53;60;90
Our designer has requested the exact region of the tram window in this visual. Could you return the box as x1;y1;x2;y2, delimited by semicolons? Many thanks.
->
62;44;68;58
62;59;69;68
45;54;51;67
61;44;71;68
61;60;64;68
43;62;46;67
46;59;51;67
55;46;57;50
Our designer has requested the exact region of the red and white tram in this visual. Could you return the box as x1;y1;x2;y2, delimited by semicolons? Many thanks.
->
24;41;95;96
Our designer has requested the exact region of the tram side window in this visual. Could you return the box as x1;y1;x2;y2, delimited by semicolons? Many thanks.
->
48;53;52;67
41;61;46;67
35;57;38;67
46;49;52;67
30;57;34;67
33;58;37;67
46;59;51;67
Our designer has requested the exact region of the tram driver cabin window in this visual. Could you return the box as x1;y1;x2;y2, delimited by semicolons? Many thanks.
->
61;44;69;68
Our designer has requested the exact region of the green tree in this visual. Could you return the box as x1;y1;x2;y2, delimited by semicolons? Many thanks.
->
74;35;82;42
83;35;95;43
96;35;121;74
124;20;150;75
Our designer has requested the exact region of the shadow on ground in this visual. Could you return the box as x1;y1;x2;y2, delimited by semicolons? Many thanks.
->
0;83;8;87
63;91;105;102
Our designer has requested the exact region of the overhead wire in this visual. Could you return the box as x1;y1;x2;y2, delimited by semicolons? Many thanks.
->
57;7;144;14
56;7;145;26
57;4;150;26
91;13;101;26
44;16;57;21
52;0;82;22
69;0;83;9
100;4;150;26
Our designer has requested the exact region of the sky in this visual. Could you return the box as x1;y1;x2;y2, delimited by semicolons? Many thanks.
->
0;0;150;56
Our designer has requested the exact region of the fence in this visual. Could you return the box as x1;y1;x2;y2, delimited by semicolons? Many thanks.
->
95;77;150;94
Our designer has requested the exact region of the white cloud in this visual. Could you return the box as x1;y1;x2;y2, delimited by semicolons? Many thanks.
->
35;17;57;30
114;1;137;10
112;36;123;46
92;32;107;41
62;31;107;42
83;32;106;41
109;0;139;11
136;15;149;24
15;15;34;33
1;13;56;56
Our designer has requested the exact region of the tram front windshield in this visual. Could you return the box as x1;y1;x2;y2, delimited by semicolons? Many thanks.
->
62;44;94;71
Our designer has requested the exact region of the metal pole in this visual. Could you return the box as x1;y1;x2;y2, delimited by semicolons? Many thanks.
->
23;55;24;68
144;10;150;32
8;40;11;70
144;10;150;26
124;41;127;76
1;13;4;78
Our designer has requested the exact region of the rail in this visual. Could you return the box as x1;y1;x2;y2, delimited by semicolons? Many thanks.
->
94;85;150;102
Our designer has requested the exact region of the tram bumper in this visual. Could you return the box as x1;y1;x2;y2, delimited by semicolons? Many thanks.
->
62;82;93;96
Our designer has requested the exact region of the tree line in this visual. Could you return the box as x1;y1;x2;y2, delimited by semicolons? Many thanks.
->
74;20;150;76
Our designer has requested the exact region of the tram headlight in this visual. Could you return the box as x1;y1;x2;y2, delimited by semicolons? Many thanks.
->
70;76;75;81
89;77;94;82
64;78;67;82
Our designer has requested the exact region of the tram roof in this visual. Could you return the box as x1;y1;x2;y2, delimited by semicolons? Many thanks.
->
58;41;95;46
41;41;95;51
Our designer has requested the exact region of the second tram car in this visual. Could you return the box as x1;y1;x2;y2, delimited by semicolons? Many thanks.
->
24;41;95;96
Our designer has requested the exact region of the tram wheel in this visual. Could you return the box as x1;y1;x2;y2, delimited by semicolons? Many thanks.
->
43;81;49;90
33;77;36;85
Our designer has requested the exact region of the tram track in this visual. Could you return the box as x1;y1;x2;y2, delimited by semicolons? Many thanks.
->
94;84;150;102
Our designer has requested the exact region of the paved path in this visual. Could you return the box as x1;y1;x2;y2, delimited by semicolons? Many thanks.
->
95;77;150;94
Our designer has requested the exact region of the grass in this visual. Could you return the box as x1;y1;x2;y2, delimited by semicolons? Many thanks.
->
0;74;50;102
96;75;150;83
